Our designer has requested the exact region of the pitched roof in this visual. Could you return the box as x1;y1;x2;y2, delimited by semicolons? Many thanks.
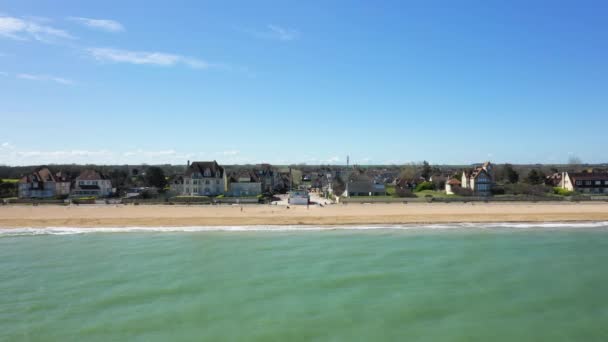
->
19;167;65;184
447;179;461;185
348;180;385;193
568;172;608;181
185;161;224;178
465;166;489;180
76;169;107;181
229;170;259;183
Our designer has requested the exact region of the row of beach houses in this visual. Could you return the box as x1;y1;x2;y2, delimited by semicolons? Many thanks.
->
18;168;113;199
168;161;290;197
15;160;608;200
445;162;608;195
16;161;289;199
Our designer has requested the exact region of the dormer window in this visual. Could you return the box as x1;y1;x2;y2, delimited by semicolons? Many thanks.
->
204;168;211;177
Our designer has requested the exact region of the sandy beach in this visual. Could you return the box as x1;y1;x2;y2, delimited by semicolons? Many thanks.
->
1;202;608;228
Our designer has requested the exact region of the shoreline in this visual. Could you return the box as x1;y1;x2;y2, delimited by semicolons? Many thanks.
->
1;202;608;228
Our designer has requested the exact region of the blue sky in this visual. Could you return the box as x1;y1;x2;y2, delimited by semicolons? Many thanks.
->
1;1;607;165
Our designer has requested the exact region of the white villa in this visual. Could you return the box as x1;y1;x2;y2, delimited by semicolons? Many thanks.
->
176;161;228;196
228;170;262;197
71;169;113;197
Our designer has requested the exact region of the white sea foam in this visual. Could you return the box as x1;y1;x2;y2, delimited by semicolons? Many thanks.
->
2;222;608;236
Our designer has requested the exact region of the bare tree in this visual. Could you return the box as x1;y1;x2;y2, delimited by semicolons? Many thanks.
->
568;155;582;166
399;163;418;180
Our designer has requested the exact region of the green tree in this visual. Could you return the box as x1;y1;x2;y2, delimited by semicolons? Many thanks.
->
503;164;519;184
525;169;543;185
0;179;17;198
421;161;432;181
109;169;130;192
144;166;167;189
414;181;434;192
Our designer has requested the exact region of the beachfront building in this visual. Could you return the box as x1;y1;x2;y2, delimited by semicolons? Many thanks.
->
168;175;184;195
254;164;284;193
445;178;461;195
181;161;228;196
71;169;113;197
559;172;608;194
288;190;309;205
461;161;494;196
228;170;262;197
345;174;386;197
18;167;71;198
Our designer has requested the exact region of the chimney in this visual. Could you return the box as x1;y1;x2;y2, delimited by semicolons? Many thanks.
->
187;160;190;167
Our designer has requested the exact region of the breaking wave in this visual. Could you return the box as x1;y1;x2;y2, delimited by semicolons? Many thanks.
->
2;221;608;236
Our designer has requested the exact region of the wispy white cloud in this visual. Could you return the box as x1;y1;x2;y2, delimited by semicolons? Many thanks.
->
123;149;178;158
267;25;299;41
17;73;75;85
1;142;15;149
0;16;73;42
86;47;210;69
0;145;207;165
219;150;240;156
245;24;299;42
68;16;124;33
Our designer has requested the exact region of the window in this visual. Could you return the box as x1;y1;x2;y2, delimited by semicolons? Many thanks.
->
575;180;582;185
216;180;220;185
193;180;198;185
595;181;602;185
186;180;190;184
205;180;210;185
204;169;211;177
585;181;592;185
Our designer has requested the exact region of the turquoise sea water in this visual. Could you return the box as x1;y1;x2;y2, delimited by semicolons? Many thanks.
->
2;224;608;341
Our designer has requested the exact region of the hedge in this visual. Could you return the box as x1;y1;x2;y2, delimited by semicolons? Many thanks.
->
169;196;211;203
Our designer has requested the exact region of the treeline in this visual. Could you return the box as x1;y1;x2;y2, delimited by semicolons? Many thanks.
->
0;164;182;196
0;164;183;180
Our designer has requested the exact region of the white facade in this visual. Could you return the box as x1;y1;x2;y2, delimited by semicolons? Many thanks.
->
71;169;113;197
288;190;309;205
180;161;228;196
229;182;262;197
72;179;113;197
560;172;575;191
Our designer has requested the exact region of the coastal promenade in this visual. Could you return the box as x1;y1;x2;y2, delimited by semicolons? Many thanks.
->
1;202;608;228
